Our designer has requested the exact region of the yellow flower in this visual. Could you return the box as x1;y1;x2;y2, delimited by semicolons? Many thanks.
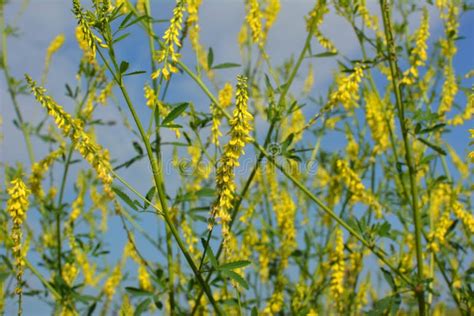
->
336;159;382;218
72;0;107;62
401;8;429;85
365;90;392;154
152;0;186;80
262;0;280;41
438;64;457;115
97;81;114;105
103;265;122;298
303;63;314;95
138;265;152;291
7;178;30;226
29;146;64;200
62;262;79;287
328;65;364;111
144;84;157;109
246;0;263;46
218;82;233;108
43;34;65;82
212;76;253;246
26;76;114;199
6;178;31;300
330;228;345;310
470;129;474;162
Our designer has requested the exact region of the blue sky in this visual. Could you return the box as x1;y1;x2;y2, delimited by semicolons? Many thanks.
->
1;0;473;314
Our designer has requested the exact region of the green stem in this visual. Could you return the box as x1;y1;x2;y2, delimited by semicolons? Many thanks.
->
379;1;426;314
1;10;35;164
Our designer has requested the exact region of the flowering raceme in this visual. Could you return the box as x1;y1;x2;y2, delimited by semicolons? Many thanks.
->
26;76;114;199
328;65;364;111
246;0;263;46
29;146;64;200
401;8;429;85
152;0;186;80
212;75;253;246
365;90;392;154
336;159;382;218
330;228;345;311
6;178;31;308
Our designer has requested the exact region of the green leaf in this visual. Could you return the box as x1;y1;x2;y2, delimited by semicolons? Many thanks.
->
417;123;446;135
307;51;338;58
207;47;214;69
125;286;153;297
218;260;251;271
132;141;143;155
417;137;447;156
113;32;130;44
251;307;258;316
212;62;241;70
161;103;188;125
134;298;151;316
381;268;396;291
143;186;156;209
112;186;138;211
119;61;129;74
207;247;218;269
124;70;146;77
220;270;249;289
365;294;401;316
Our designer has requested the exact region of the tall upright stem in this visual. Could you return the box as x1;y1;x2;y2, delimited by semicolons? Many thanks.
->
379;1;426;314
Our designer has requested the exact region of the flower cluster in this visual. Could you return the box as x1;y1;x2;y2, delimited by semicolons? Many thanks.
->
29;146;64;200
152;0;186;80
211;83;233;145
328;65;364;111
306;1;337;53
365;90;392;155
262;0;280;42
26;76;114;199
212;75;253;245
44;33;65;81
330;228;345;310
72;0;107;62
336;159;382;218
103;264;122;298
144;84;158;109
7;178;30;226
470;129;474;162
401;8;429;85
75;26;95;64
246;0;263;46
6;178;31;303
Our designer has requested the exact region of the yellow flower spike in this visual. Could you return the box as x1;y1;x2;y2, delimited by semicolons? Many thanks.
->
144;84;158;109
330;228;345;311
263;0;280;31
26;76;114;199
365;90;392;155
97;81;114;105
401;8;429;85
328;65;364;111
470;129;474;162
6;178;31;309
103;264;122;299
29;146;64;200
336;160;382;218
218;82;233;108
212;75;253;248
153;0;186;81
246;0;263;46
62;262;79;287
303;63;314;95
